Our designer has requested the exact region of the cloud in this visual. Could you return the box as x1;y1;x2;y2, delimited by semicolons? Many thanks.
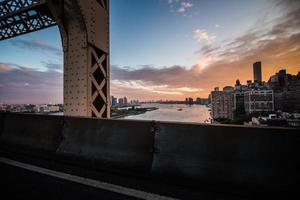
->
2;0;300;103
111;80;203;101
111;65;200;87
0;64;13;71
0;63;63;104
177;1;193;13
193;29;216;44
191;6;300;92
111;4;300;100
10;39;62;56
167;0;193;13
110;64;205;100
112;80;183;95
41;61;63;72
195;6;300;66
274;0;300;10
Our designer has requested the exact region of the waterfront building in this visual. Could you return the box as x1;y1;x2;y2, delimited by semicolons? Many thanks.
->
223;86;234;93
0;104;4;112
195;98;209;105
130;99;139;104
211;86;234;120
233;92;245;113
111;96;117;106
49;105;59;112
234;79;241;90
118;98;124;105
209;63;300;125
268;69;300;112
185;97;193;105
208;94;212;105
39;105;50;113
244;90;274;113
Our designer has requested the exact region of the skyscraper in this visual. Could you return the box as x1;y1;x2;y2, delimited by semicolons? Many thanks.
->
253;61;262;83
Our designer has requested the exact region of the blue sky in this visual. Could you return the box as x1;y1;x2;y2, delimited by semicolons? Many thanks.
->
0;27;62;71
110;0;272;67
1;0;274;69
1;0;300;103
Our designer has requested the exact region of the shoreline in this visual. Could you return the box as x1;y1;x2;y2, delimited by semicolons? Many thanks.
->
111;107;158;119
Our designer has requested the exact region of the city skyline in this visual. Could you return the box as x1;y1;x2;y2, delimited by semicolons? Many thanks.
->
0;0;300;104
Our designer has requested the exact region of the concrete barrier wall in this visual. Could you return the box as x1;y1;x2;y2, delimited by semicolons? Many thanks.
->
151;122;299;189
0;113;4;136
0;113;63;153
57;117;154;174
0;113;299;191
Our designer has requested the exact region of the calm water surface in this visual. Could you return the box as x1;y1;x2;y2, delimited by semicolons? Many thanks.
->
49;104;211;123
124;103;211;123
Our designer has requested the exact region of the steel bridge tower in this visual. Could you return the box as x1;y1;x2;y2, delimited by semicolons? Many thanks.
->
0;0;110;118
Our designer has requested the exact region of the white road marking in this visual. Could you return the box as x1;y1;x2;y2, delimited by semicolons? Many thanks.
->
0;157;180;200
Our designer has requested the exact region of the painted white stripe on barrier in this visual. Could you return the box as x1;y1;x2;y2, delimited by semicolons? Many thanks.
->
0;157;179;200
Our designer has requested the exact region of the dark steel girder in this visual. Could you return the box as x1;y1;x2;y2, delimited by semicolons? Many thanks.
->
0;0;57;41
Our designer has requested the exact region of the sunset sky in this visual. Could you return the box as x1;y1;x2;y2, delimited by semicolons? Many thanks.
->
0;0;300;104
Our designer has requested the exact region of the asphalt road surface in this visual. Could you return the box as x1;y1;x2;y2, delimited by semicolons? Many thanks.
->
0;153;249;200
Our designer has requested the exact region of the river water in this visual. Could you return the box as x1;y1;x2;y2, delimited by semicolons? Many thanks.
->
124;103;211;123
49;104;211;123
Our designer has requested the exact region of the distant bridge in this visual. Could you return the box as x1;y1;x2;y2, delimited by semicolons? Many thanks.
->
0;0;110;118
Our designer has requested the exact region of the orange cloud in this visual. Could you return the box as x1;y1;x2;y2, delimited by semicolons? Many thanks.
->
0;64;13;71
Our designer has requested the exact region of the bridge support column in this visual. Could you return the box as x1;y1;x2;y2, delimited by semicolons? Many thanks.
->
48;0;110;118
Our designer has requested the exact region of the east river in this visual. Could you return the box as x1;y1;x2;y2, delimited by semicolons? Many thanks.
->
124;103;211;123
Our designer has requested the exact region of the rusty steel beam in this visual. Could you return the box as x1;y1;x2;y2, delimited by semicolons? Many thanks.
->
0;0;56;41
0;0;110;118
0;0;46;20
47;0;110;118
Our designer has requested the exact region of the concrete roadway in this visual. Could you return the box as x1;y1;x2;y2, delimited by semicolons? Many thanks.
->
0;153;250;200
